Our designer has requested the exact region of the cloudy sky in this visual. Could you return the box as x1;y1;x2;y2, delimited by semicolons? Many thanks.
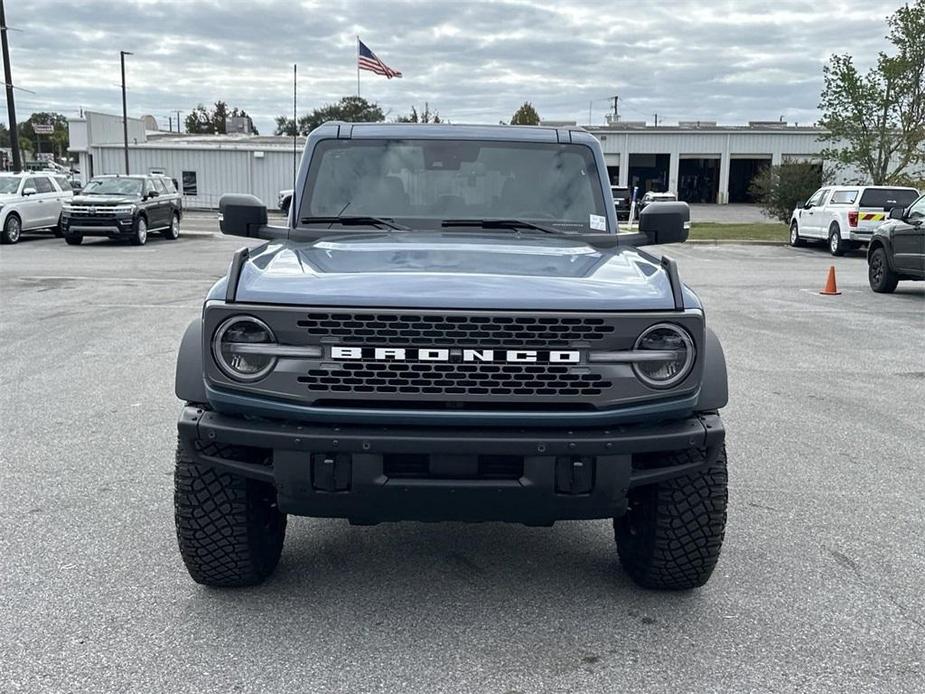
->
5;0;899;134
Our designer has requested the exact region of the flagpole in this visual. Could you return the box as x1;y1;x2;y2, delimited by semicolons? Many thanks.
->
356;35;360;97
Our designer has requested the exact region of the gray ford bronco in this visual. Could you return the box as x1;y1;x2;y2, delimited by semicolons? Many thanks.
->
174;123;728;590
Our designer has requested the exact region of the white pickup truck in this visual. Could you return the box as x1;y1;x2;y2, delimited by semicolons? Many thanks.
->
789;185;920;256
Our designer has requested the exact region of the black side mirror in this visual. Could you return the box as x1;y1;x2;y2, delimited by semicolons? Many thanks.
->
146;190;159;199
803;200;813;209
638;201;690;245
888;206;905;221
220;194;269;237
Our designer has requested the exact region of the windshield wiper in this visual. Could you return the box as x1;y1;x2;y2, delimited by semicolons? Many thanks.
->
441;218;565;234
299;215;410;231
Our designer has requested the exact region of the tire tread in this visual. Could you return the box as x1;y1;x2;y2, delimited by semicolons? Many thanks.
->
615;447;727;590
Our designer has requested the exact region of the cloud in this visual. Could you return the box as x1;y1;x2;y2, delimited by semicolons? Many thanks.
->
4;0;898;133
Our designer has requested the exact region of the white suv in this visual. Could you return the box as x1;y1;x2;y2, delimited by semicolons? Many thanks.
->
0;172;75;244
789;185;920;256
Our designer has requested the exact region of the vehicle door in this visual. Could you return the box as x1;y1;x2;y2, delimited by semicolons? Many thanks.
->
799;187;828;237
142;178;165;228
152;178;173;223
893;195;925;274
32;175;61;227
18;176;45;229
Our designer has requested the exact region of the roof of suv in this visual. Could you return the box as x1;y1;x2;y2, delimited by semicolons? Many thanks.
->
319;121;595;144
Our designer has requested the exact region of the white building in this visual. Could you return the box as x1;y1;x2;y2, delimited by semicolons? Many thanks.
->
70;111;833;209
586;121;828;204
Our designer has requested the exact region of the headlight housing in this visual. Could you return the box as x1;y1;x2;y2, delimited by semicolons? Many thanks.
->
212;316;277;381
632;323;695;388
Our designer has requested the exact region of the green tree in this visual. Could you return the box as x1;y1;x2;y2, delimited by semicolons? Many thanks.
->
17;113;69;160
510;101;540;126
184;102;256;134
274;96;385;135
749;162;833;224
818;1;925;184
395;103;441;123
0;122;9;148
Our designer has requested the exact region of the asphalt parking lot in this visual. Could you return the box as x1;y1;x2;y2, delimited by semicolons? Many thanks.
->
1;216;923;694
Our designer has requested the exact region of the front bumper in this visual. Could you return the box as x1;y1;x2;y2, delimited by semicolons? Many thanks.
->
61;217;134;236
177;406;725;525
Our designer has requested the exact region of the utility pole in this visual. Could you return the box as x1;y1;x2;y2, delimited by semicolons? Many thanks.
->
654;113;659;127
176;110;181;132
611;95;619;123
293;64;297;191
120;50;132;174
168;115;172;132
1;0;23;171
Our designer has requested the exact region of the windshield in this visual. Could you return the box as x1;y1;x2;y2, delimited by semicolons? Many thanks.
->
858;188;919;209
0;178;20;194
299;139;608;232
82;178;144;196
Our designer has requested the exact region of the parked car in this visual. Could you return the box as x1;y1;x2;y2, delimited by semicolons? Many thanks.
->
278;188;293;216
610;185;631;221
174;123;729;591
0;171;74;244
867;194;925;292
635;191;677;219
59;174;182;246
789;185;920;256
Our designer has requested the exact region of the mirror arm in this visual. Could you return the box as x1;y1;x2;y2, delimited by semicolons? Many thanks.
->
254;224;288;240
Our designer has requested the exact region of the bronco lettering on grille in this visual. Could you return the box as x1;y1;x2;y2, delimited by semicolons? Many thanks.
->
329;346;581;364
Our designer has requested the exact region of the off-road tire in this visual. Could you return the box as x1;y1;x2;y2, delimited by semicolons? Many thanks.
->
174;437;286;587
64;233;83;246
130;216;148;246
789;221;805;247
828;224;846;256
162;213;180;240
615;446;727;590
1;214;22;244
868;247;899;293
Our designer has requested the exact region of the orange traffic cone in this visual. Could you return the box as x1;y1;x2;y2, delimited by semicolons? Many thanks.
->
820;265;841;295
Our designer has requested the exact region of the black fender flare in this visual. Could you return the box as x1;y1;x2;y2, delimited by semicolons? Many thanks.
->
696;326;728;411
867;236;895;270
175;318;207;404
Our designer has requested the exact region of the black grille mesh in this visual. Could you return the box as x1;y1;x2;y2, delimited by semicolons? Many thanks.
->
298;362;613;397
297;312;615;347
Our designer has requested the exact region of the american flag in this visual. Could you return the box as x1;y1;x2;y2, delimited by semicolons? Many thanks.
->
357;38;402;79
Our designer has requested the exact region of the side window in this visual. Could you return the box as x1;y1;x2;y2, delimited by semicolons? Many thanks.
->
53;176;70;191
33;176;54;193
182;171;197;196
829;190;858;205
153;178;168;195
144;179;156;196
806;188;826;207
908;196;925;220
23;177;38;193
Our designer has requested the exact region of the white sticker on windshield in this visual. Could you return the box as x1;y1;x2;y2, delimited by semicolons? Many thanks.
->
589;214;606;231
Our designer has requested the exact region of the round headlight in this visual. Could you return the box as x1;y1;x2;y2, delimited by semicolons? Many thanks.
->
212;316;277;381
632;323;695;389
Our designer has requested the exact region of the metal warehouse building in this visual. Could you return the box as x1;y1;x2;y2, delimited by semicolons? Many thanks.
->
70;112;829;209
587;121;826;204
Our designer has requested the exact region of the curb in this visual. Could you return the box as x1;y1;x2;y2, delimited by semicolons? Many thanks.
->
686;239;785;246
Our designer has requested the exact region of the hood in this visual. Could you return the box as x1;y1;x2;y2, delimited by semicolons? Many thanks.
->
231;232;692;311
70;194;139;206
0;193;20;202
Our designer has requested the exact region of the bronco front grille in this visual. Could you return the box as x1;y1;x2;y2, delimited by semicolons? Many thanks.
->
299;362;612;398
297;311;616;348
